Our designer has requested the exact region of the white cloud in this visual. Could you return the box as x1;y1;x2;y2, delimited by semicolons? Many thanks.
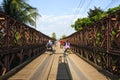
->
36;14;82;39
39;15;77;23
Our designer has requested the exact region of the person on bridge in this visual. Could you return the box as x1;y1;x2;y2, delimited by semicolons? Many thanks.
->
60;40;65;48
46;40;53;51
64;40;70;56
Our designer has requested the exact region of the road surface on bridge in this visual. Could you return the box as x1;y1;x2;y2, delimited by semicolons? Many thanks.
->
8;42;110;80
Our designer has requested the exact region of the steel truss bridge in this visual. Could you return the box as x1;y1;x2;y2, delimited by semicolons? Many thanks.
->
0;9;120;80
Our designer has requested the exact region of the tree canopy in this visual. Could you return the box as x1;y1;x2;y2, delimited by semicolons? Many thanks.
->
51;32;56;40
61;35;66;39
71;5;120;31
107;5;120;14
0;0;40;27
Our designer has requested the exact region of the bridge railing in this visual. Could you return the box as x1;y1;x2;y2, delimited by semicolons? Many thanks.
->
0;11;52;77
62;10;120;79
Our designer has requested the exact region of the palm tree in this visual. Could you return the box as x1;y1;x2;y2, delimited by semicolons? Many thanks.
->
0;0;40;27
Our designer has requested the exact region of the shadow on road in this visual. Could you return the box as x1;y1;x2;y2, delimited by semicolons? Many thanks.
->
56;56;73;80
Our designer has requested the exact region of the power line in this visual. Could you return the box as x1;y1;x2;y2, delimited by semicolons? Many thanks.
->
64;0;85;36
73;0;85;19
103;0;114;11
81;0;93;17
66;0;93;36
64;0;120;38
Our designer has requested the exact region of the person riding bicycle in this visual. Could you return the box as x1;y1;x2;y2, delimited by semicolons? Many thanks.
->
64;40;70;56
46;40;53;51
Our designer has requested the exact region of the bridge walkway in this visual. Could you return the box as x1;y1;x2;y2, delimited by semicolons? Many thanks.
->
8;43;110;80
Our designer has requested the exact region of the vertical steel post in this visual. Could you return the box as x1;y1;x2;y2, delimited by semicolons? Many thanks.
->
107;17;110;53
4;17;10;74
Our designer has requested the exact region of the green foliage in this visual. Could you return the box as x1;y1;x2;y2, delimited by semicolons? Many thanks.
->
90;12;107;22
102;26;105;30
88;7;106;22
52;32;56;40
107;5;120;14
71;6;104;31
96;32;101;45
88;6;104;18
61;35;66;39
71;5;120;31
112;30;116;36
71;17;92;31
97;32;101;37
15;32;20;40
0;0;40;27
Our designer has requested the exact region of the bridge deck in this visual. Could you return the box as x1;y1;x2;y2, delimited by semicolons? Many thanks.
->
8;44;110;80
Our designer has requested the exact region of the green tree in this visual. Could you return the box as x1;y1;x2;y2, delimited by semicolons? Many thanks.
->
52;32;56;40
71;6;106;31
0;0;40;27
107;5;120;14
71;6;120;31
61;35;66;39
71;17;91;31
88;6;104;18
87;6;105;22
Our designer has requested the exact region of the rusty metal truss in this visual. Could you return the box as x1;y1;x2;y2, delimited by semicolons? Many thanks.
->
62;10;120;79
0;11;52;77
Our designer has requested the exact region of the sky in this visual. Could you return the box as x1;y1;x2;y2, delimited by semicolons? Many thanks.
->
0;0;120;39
